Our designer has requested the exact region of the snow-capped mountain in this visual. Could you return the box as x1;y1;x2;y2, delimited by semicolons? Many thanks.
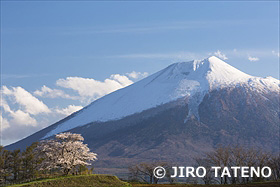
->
6;56;279;176
43;56;279;137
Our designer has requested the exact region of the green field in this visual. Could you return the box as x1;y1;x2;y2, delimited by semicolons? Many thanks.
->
5;175;280;187
6;174;131;187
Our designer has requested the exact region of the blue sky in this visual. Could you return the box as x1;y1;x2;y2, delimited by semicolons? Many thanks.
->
1;1;279;145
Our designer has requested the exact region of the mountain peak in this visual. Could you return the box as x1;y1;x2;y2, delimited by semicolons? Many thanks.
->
161;56;251;89
205;56;252;88
43;57;279;138
208;55;223;62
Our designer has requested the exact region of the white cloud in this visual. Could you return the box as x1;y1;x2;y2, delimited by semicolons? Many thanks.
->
248;56;259;62
0;115;10;130
56;74;133;103
55;105;83;116
0;86;52;144
1;72;147;145
109;74;133;87
0;97;12;113
10;110;37;126
213;50;228;60
126;71;149;79
1;87;41;128
34;85;76;99
272;50;280;57
1;88;54;145
1;86;50;115
1;99;37;128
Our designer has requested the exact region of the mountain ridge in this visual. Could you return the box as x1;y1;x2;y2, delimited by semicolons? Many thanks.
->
42;56;279;138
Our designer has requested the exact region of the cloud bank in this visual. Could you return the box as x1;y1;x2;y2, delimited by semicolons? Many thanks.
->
34;85;76;99
56;74;133;103
1;71;148;146
2;86;50;115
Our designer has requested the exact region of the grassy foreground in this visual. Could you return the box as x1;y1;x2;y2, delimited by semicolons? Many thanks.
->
6;176;280;187
7;174;131;187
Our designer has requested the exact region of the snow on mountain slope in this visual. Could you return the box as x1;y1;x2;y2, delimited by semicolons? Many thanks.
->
44;56;279;138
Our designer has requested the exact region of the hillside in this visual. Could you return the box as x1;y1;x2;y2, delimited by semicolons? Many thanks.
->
7;174;131;187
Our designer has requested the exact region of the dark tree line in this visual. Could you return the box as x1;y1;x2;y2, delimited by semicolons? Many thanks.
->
0;132;97;186
0;142;41;185
194;145;280;185
128;161;174;184
128;146;280;185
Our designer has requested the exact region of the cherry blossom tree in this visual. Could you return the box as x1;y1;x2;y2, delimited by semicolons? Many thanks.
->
36;132;97;175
